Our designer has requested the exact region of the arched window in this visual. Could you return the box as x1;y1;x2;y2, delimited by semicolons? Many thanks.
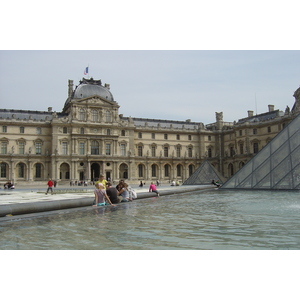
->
0;162;8;178
35;163;42;178
188;164;194;176
91;141;99;155
138;164;144;177
18;163;26;178
164;164;170;177
151;164;157;177
208;147;212;158
177;165;182;177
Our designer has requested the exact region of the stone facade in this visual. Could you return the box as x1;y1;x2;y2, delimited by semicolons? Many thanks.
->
0;78;299;186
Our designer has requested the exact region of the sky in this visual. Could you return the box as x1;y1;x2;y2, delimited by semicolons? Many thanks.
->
0;50;299;124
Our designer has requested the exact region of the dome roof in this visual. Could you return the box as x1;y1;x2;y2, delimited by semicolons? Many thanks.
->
74;83;114;101
64;78;114;107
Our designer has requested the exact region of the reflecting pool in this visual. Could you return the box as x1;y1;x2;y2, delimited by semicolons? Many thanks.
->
1;190;299;250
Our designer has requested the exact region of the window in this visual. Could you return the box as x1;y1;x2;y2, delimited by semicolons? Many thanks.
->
20;127;24;134
138;164;144;177
0;162;7;178
164;134;168;140
253;128;257;135
2;126;7;133
239;130;243;136
79;142;85;155
239;143;244;154
188;135;192;141
188;147;192;158
36;127;41;134
253;142;259;153
121;130;126;136
79;109;86;121
62;142;68;155
230;147;235;156
164;164;170;177
18;163;25;178
164;146;168;157
106;144;111;155
152;133;155;139
1;142;7;154
208;147;212;158
151;146;156;157
63;127;68;134
208;135;211;141
120;144;126;156
138;132;142;138
151;165;157;177
176;146;181;158
107;129;111;135
176;134;180;140
91;141;99;155
267;126;271;133
138;145;143;156
92;110;98;122
36;142;42;154
106;110;112;122
177;165;182;177
80;128;85;134
19;142;25;154
35;163;42;178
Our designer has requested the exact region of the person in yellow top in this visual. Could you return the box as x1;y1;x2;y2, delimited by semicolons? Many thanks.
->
95;175;107;190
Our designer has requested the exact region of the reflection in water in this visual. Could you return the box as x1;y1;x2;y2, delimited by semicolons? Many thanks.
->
0;190;300;249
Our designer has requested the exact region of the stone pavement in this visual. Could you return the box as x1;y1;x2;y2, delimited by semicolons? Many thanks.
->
0;184;214;218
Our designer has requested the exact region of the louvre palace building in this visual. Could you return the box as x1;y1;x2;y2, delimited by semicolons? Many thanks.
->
1;77;299;186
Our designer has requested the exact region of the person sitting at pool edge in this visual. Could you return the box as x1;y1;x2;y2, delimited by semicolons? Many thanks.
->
93;183;115;207
149;182;160;196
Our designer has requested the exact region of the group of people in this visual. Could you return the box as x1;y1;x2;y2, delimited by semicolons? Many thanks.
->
93;175;160;207
93;175;135;207
3;181;15;189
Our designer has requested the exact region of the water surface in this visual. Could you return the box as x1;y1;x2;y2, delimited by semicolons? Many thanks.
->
1;190;299;250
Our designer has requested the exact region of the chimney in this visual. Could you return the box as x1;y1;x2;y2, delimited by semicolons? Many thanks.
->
68;80;74;98
248;110;254;117
268;104;274;112
48;107;53;112
105;83;110;90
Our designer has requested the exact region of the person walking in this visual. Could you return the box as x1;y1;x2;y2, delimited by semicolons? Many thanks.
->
46;179;54;195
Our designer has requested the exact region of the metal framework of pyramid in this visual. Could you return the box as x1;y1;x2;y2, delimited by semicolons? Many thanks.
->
222;113;300;190
183;160;224;185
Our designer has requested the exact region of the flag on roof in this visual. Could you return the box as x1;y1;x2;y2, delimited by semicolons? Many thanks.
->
84;67;88;75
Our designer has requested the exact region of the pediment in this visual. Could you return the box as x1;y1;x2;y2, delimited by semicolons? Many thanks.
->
76;96;118;107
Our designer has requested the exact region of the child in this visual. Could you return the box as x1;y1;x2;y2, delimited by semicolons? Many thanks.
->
93;183;115;206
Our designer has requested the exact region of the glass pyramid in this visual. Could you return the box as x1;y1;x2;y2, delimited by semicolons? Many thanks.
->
222;113;300;190
183;160;224;185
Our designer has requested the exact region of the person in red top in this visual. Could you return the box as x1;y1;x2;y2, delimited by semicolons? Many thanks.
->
46;179;54;195
149;182;160;197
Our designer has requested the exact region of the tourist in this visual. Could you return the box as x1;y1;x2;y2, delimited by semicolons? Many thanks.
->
45;179;54;195
139;181;143;188
170;180;175;186
106;182;120;204
95;175;107;190
116;179;124;192
93;183;115;207
118;182;131;202
149;181;160;196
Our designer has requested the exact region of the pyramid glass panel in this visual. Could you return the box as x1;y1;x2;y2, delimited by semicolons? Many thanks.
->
222;113;300;190
182;160;224;185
